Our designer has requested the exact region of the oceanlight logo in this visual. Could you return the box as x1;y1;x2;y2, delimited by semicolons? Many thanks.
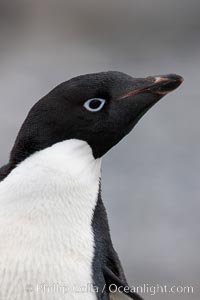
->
25;282;195;296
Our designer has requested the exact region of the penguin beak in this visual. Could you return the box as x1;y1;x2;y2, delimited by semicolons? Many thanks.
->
119;74;184;99
146;74;184;95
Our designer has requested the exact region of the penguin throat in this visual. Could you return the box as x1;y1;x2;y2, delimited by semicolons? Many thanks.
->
0;139;102;212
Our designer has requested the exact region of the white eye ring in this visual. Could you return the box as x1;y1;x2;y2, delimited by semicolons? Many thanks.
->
84;98;106;112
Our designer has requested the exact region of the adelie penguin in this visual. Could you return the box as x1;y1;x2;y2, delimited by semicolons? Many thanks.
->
0;71;183;300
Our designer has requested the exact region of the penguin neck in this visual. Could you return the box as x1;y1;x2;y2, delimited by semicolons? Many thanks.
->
0;139;102;217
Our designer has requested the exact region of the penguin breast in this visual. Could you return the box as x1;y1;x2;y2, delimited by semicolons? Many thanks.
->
0;139;101;300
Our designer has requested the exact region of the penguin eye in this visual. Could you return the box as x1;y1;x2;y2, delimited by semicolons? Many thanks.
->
84;98;106;112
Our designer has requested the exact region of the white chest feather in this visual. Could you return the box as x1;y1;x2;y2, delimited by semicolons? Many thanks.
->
0;140;101;300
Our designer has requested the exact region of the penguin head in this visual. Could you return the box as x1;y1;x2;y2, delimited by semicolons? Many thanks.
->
11;71;183;162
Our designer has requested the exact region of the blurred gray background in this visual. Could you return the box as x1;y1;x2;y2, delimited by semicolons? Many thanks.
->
0;0;199;299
